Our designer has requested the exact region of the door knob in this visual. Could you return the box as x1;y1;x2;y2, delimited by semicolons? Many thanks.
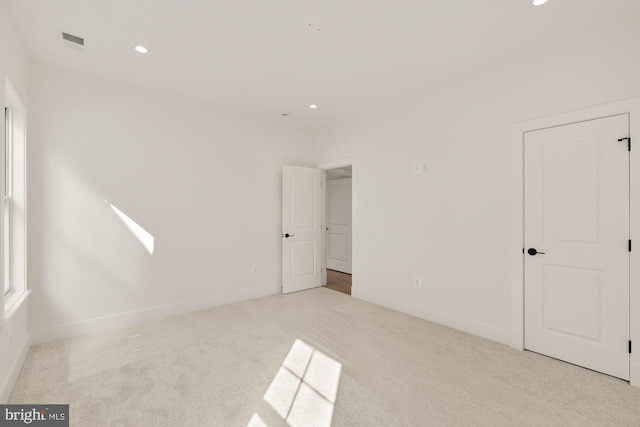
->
527;248;545;256
284;233;294;238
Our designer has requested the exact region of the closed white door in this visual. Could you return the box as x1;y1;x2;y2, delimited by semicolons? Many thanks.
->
326;178;352;274
282;165;322;294
524;114;630;380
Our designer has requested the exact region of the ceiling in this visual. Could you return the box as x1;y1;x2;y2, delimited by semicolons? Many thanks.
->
8;0;640;130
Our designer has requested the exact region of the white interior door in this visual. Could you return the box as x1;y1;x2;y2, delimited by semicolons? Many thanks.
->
524;114;630;380
282;165;322;294
326;178;352;274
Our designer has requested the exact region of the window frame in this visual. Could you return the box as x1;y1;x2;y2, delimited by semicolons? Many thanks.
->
2;77;28;319
3;106;12;297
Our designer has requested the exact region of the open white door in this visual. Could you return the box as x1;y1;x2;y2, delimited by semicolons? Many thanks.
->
282;165;322;294
326;178;352;274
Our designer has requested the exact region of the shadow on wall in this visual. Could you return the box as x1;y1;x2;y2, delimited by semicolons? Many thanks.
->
29;153;156;328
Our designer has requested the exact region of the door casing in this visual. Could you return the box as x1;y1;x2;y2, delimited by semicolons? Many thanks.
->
510;97;640;386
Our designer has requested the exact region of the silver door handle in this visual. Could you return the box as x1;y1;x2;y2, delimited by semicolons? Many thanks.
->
283;233;295;238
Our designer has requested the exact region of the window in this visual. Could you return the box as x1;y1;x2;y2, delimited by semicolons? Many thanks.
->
2;78;27;313
3;106;11;296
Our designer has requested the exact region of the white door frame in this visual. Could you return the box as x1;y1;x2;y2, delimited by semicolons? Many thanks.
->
318;158;355;291
510;97;640;386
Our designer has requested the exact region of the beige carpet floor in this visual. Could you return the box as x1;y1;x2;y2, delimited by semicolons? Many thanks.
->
9;287;640;426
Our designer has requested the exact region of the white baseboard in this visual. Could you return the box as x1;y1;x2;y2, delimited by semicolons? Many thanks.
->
0;337;30;403
30;289;271;345
355;288;510;345
510;330;524;351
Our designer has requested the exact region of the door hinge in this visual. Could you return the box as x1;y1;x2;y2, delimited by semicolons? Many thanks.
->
629;239;632;252
629;341;632;354
618;137;631;151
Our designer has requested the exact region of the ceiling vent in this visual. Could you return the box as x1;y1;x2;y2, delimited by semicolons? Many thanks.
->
61;32;84;46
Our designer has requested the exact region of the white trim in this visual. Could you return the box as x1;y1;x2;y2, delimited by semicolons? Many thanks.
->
29;288;258;345
320;170;327;286
0;334;29;403
318;157;355;171
2;289;29;321
3;77;27;321
510;97;640;386
358;288;510;344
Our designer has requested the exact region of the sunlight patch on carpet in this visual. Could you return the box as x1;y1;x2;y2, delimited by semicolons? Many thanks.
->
250;339;342;427
247;413;268;427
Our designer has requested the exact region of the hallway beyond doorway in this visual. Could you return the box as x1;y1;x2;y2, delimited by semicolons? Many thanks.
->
324;269;351;296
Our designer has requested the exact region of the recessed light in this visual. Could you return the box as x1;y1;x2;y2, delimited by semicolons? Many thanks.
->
281;112;289;117
134;45;148;54
309;104;318;109
532;0;549;5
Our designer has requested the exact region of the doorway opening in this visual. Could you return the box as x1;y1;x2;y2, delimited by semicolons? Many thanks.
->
323;165;352;296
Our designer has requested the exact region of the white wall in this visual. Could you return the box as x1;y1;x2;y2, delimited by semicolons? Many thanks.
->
28;62;315;342
315;25;640;344
0;0;30;402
